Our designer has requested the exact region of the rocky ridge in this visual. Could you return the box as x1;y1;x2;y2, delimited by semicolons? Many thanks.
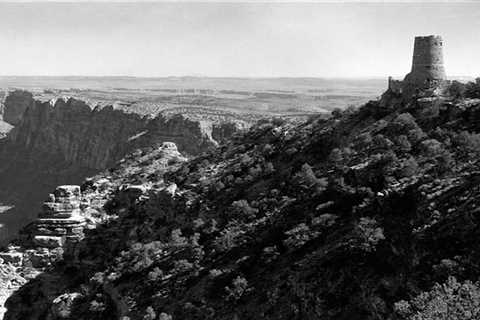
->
0;142;187;319
3;78;480;319
0;91;247;244
2;78;480;319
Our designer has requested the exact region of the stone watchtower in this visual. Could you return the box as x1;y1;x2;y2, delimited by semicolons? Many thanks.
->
403;35;446;87
387;35;447;97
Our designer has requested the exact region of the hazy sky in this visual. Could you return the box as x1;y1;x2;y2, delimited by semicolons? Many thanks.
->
0;1;479;78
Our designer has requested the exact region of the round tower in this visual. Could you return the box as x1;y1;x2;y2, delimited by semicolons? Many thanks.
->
403;35;446;86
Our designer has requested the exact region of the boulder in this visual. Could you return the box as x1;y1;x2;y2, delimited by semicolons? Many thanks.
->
54;185;81;198
32;236;65;248
160;141;178;151
50;292;83;319
0;252;23;265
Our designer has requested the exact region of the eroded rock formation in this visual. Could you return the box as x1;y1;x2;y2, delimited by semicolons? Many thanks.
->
2;90;34;126
0;142;188;319
21;185;86;249
0;91;246;245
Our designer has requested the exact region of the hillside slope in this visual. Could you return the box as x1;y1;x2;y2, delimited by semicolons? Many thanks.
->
0;91;246;245
4;82;480;319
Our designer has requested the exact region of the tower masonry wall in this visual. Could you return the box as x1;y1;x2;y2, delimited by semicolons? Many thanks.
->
404;35;446;86
388;77;403;94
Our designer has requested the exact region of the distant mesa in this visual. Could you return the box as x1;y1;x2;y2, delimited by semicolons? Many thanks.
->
388;35;447;96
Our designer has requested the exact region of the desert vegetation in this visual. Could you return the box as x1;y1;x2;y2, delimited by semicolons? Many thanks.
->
3;80;480;319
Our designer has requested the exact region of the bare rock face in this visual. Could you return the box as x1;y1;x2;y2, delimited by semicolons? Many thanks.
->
2;90;34;126
141;114;220;156
6;95;237;169
8;97;148;170
21;185;86;248
0;120;13;138
212;121;249;144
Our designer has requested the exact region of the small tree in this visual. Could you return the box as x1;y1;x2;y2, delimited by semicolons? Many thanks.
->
395;277;480;320
447;80;466;99
465;78;480;98
398;157;419;178
331;108;343;119
225;276;250;301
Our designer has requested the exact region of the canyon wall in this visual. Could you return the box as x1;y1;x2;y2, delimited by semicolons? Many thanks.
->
2;90;34;126
0;91;244;244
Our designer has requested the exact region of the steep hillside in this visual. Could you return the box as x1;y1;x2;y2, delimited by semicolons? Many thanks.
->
3;81;480;319
0;91;246;244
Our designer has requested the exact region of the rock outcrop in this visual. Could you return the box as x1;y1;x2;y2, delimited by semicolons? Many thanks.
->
0;142;188;319
212;121;249;144
7;97;147;170
6;95;242;169
2;90;34;126
20;185;86;249
0;121;13;138
0;92;246;245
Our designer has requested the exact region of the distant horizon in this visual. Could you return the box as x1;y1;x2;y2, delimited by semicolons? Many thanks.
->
0;75;476;80
0;3;479;78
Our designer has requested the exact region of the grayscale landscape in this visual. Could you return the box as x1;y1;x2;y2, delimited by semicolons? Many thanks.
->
1;2;480;320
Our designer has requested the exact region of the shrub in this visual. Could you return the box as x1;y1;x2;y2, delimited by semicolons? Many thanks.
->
387;113;421;136
231;199;258;220
89;300;106;312
214;225;246;252
353;132;373;151
225;276;250;301
437;150;454;174
420;139;445;158
296;163;318;186
395;277;480;320
283;223;320;250
159;313;173;320
328;148;353;165
170;229;187;246
353;217;385;252
396;135;412;153
173;259;194;273
372;134;394;150
453;131;480;155
148;267;164;281
397;157;419;178
143;306;156;320
447;80;466;99
312;213;338;228
329;148;343;163
331;108;343;119
465;78;480;98
264;162;275;174
408;127;427;144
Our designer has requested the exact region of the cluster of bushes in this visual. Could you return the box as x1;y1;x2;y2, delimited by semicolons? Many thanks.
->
447;78;480;99
17;91;480;320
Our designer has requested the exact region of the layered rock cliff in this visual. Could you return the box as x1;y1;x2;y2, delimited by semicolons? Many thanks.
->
5;93;230;169
0;91;246;245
